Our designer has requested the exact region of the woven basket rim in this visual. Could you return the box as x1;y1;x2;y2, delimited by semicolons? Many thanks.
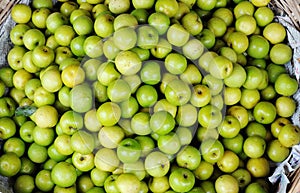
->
0;0;22;26
270;0;300;30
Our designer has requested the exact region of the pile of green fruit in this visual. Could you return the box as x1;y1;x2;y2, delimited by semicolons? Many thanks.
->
1;0;300;192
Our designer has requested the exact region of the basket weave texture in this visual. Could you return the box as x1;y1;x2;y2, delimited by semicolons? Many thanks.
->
0;0;300;193
0;0;21;25
271;0;300;31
